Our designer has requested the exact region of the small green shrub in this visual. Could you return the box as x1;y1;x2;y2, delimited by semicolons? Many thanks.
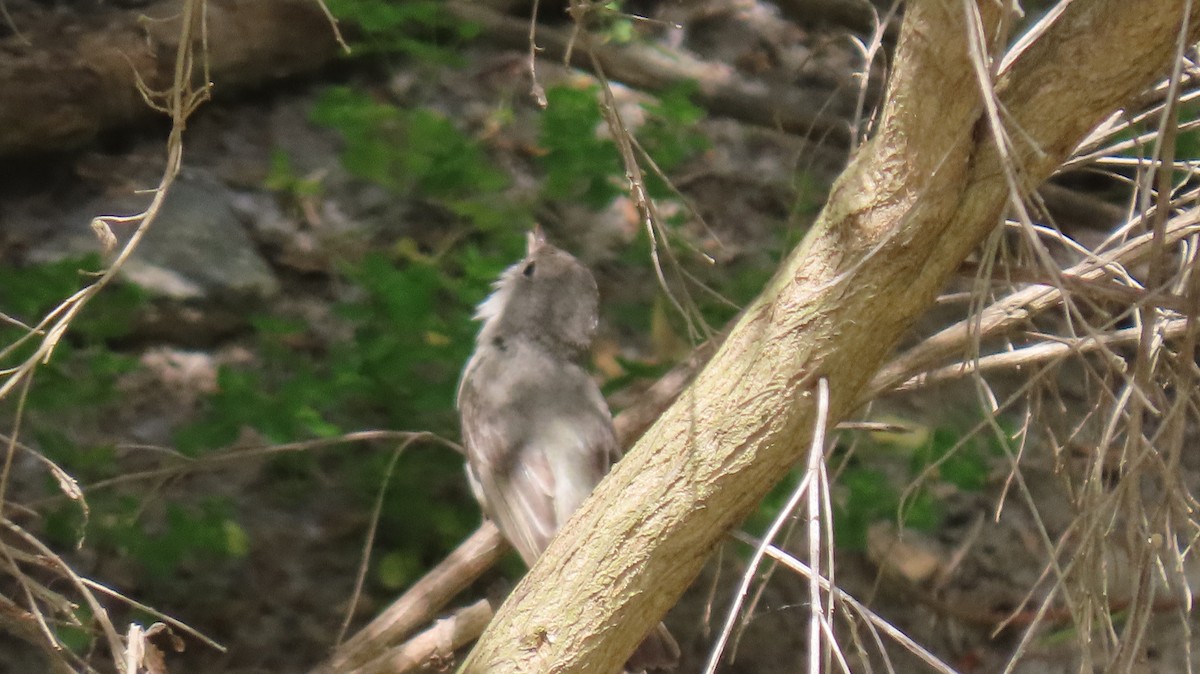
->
324;0;480;61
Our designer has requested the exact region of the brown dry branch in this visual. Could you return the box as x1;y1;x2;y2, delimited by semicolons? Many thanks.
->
870;205;1200;399
353;599;494;674
0;0;219;667
1095;24;1191;671
0;592;77;674
457;1;1200;671
893;318;1195;393
701;379;837;674
316;523;507;674
733;530;958;674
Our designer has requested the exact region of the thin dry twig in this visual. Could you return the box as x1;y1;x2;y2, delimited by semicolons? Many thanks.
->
0;0;219;666
871;207;1200;398
733;532;962;674
316;523;507;674
701;378;832;674
336;443;408;646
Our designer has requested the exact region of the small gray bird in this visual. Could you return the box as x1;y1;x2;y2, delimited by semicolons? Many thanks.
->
457;228;679;672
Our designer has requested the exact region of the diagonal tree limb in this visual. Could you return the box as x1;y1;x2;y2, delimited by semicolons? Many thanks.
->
458;1;1200;672
352;599;494;674
313;523;506;674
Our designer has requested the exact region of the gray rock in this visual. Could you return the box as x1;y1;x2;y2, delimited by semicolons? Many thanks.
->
34;176;280;304
23;175;281;344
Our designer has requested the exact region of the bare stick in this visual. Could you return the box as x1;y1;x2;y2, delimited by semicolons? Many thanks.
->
315;523;507;674
895;317;1194;391
741;535;961;674
870;208;1200;398
352;599;494;674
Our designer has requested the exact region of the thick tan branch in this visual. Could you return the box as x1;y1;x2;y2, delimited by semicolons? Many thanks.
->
459;1;1200;672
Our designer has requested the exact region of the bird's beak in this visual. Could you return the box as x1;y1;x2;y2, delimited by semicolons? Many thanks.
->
526;225;547;256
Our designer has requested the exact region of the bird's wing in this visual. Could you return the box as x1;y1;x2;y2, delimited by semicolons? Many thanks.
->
459;359;617;566
459;374;557;566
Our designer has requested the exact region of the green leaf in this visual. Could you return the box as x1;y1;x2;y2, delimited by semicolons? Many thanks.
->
539;85;623;208
312;88;507;199
834;468;898;550
911;427;990;492
323;0;477;60
640;81;709;183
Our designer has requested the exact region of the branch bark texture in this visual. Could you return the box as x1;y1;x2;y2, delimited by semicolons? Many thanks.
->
459;1;1200;672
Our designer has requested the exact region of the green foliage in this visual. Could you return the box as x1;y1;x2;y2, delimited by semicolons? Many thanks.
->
331;252;481;429
0;255;142;412
639;82;710;188
910;426;998;491
0;255;96;320
0;254;144;343
311;86;520;232
829;420;1005;551
265;149;324;201
34;429;119;482
832;466;938;551
54;605;93;655
44;492;249;581
176;362;339;453
176;238;520;449
539;85;625;208
0;257;254;581
175;88;543;568
578;1;636;45
538;82;708;207
169;245;522;569
376;549;423;590
312;87;506;198
11;71;712;613
109;498;248;579
324;0;480;61
358;445;479;575
835;469;895;548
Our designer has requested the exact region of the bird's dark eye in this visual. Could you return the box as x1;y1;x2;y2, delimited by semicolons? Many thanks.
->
522;262;536;277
